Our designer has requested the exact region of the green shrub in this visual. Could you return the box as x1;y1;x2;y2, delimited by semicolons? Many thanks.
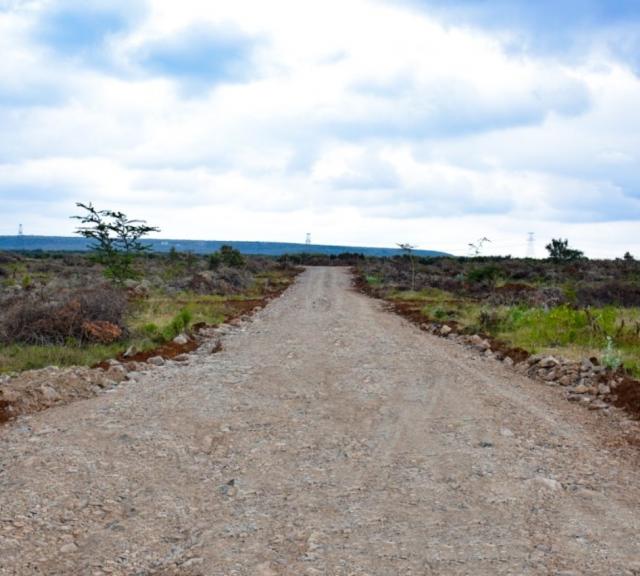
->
142;322;161;339
208;252;221;270
478;309;503;332
466;265;501;284
220;245;245;268
432;307;448;320
563;283;577;304
500;305;622;349
162;308;193;341
602;336;622;370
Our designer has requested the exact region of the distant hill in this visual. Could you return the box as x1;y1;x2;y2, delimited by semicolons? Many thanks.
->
0;235;449;258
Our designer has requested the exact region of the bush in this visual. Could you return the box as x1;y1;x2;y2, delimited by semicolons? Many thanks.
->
602;336;622;370
208;252;221;270
575;282;640;307
1;286;127;345
546;238;584;263
219;245;245;268
466;265;501;285
142;322;161;340
162;308;193;341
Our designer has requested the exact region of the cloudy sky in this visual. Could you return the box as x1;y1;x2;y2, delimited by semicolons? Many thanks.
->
1;0;639;257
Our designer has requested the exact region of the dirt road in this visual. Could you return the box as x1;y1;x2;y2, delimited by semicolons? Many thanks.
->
1;267;640;575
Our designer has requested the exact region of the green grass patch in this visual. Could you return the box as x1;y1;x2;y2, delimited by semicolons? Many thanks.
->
0;342;130;374
391;288;456;302
399;292;640;377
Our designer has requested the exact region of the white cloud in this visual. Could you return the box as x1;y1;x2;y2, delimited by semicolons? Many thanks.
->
1;0;639;257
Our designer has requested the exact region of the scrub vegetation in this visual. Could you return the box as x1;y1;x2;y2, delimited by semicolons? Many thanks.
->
356;252;640;377
0;248;299;373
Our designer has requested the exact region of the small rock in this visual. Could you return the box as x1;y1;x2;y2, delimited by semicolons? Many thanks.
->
503;356;514;367
123;346;137;358
469;334;489;350
581;358;594;371
104;366;127;383
597;383;611;396
527;354;545;365
558;375;574;387
218;479;237;497
173;354;190;362
500;428;514;437
539;356;559;369
530;477;563;491
440;325;452;336
173;333;189;345
98;379;117;389
123;362;139;372
589;400;609;411
147;356;165;367
573;384;590;394
39;385;60;402
59;542;78;554
254;562;277;576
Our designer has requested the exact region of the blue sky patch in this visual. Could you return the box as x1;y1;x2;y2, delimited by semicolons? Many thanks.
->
136;25;257;91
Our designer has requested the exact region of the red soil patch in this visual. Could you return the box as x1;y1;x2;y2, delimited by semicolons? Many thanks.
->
613;377;640;419
118;339;200;365
0;400;12;424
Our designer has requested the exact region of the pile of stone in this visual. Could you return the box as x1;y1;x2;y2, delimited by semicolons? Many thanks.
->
0;333;202;422
0;360;150;421
420;322;624;412
513;354;622;410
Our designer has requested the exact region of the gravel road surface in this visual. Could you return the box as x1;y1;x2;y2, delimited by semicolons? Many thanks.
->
1;267;640;575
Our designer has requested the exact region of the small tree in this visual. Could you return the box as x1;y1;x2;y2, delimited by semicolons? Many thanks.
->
397;243;417;291
208;252;222;270
624;251;635;262
545;238;584;263
72;202;160;282
468;237;491;257
219;245;245;268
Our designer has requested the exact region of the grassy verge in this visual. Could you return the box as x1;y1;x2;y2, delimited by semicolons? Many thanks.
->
0;342;127;374
0;269;298;374
385;288;640;377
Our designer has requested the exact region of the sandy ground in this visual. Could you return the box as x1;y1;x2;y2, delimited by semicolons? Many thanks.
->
1;267;640;575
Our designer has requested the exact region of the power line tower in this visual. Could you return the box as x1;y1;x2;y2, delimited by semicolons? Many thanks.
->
526;232;535;258
305;233;311;246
